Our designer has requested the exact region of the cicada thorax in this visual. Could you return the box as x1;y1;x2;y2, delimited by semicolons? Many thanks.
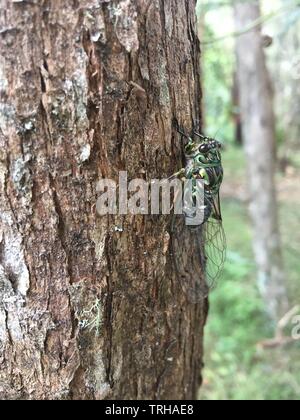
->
183;138;223;224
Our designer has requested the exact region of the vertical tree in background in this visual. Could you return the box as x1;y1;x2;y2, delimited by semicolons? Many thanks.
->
273;14;300;156
234;0;289;323
0;0;206;400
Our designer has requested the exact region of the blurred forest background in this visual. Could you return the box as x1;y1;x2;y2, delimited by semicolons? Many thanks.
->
196;0;300;400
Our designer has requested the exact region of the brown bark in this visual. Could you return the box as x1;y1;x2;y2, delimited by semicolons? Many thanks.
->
234;0;289;323
0;0;207;400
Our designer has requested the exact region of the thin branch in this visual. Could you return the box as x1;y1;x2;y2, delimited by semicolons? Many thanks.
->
202;4;299;45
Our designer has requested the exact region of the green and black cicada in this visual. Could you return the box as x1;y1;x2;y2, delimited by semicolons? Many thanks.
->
170;124;226;302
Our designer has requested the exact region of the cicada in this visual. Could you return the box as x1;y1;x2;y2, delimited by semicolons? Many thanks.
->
170;125;226;302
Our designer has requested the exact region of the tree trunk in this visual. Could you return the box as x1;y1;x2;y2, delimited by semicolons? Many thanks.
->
234;0;289;323
273;5;300;155
0;0;207;400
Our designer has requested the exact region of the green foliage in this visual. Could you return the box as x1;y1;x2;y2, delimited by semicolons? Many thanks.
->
280;202;300;303
198;1;300;400
200;147;300;400
277;4;300;38
201;26;235;143
222;147;246;192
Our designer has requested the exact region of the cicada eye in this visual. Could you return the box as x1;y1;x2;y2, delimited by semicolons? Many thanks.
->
211;140;222;149
199;143;209;153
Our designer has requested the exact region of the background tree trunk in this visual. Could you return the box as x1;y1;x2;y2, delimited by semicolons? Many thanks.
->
272;1;300;161
0;0;207;400
234;0;289;323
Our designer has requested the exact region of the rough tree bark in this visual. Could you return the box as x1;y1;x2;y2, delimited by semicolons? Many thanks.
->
234;0;289;323
0;0;207;400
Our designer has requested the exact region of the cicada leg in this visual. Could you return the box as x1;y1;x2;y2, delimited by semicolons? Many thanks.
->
168;168;185;181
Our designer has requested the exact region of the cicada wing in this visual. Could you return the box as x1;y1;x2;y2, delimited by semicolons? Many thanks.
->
203;217;227;289
202;192;226;287
171;214;209;303
212;192;223;222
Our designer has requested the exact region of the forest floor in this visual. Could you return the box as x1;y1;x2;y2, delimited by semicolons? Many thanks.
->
200;146;300;401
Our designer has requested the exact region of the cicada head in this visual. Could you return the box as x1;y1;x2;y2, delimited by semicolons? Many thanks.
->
198;139;222;155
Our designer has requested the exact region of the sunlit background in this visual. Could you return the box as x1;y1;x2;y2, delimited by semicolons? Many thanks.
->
196;0;300;400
